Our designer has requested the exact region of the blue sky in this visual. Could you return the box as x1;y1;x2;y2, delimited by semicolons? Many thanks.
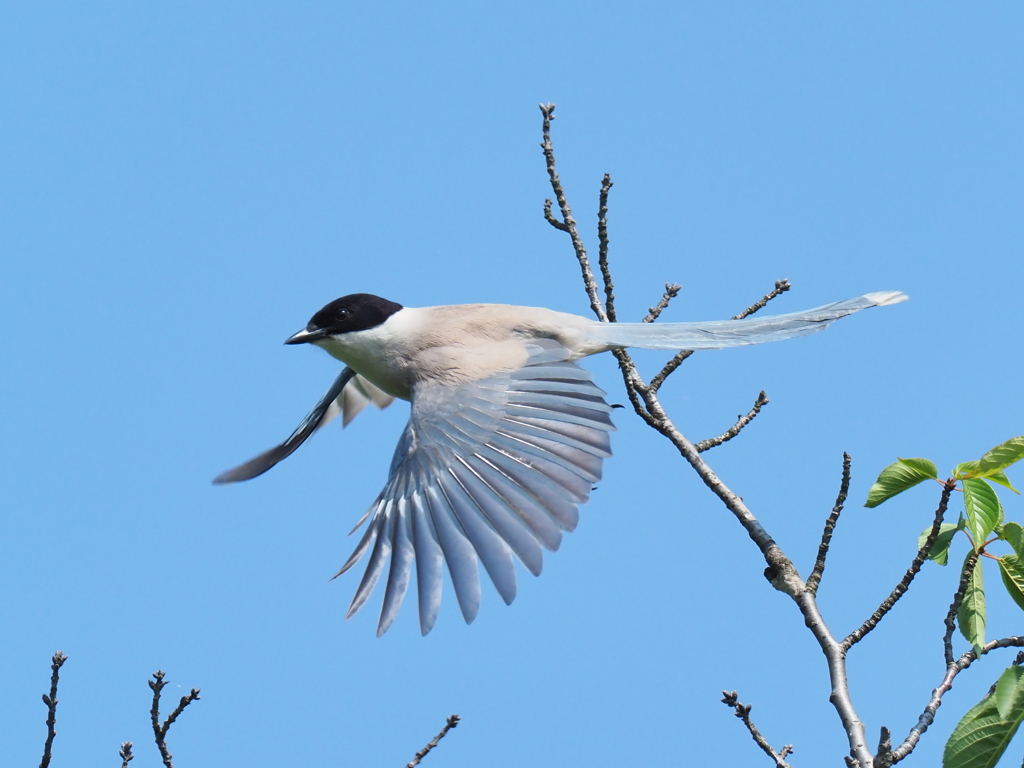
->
2;2;1023;766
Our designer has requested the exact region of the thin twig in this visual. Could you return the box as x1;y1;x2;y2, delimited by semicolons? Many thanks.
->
842;480;956;650
648;278;791;393
597;174;616;322
694;391;769;453
407;714;460;768
945;550;982;666
149;670;200;768
806;453;852;596
648;349;694;393
735;279;792;320
119;742;134;768
643;283;682;323
539;103;607;321
721;691;794;768
885;636;1024;765
39;651;67;768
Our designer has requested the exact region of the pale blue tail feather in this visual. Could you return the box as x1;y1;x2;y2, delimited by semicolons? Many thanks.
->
588;291;907;351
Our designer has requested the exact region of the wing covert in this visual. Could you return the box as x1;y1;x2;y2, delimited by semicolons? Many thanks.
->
336;340;615;636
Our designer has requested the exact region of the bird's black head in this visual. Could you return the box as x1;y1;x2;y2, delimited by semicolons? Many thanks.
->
285;293;403;344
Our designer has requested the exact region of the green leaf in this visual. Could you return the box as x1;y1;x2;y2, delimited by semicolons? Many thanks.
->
919;523;961;566
995;666;1024;720
987;470;1021;495
998;555;1024;613
964;478;1002;549
1003;522;1024;556
898;457;939;478
956;460;980;480
945;667;1024;768
979;436;1024;477
865;459;938;508
958;551;986;656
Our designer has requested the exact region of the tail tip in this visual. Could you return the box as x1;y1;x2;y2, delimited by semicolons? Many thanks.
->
864;290;908;307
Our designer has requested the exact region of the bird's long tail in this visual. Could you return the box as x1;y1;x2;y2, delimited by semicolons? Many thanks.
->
587;291;907;351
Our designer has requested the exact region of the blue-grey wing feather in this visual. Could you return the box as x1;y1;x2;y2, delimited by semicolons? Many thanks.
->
341;340;615;634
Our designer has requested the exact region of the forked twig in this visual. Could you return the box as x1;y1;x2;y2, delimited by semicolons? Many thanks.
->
721;691;794;768
149;671;200;768
407;714;461;767
648;279;791;393
885;636;1024;764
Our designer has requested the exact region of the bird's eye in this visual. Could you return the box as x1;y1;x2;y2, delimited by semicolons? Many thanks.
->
336;308;350;321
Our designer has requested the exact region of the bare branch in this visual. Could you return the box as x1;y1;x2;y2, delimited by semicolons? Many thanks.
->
694;391;769;453
648;278;791;393
39;651;67;768
407;714;461;768
643;283;682;323
539;103;607;321
540;108;873;765
842;480;956;650
735;279;792;320
886;636;1024;765
945;550;982;666
119;742;134;768
806;453;852;596
149;670;200;768
721;691;794;768
597;174;616;321
648;349;694;393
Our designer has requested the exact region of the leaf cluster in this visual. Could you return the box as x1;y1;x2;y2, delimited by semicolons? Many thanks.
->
866;436;1024;768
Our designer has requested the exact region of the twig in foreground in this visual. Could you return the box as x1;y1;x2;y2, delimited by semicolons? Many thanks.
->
149;670;200;768
597;173;616;322
407;714;461;768
806;453;852;596
119;741;134;768
721;691;793;768
694;391;769;453
945;550;982;666
39;650;67;768
885;636;1024;765
643;283;682;324
648;278;792;393
842;479;956;650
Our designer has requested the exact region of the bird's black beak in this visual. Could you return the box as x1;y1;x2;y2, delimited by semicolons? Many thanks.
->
285;327;327;345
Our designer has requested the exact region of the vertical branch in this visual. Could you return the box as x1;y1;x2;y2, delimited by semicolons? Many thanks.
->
597;173;616;322
119;742;134;768
806;453;851;596
149;670;200;768
39;651;68;768
945;551;982;666
539;103;607;322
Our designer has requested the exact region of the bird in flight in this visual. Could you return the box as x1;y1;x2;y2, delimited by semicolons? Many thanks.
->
216;290;906;635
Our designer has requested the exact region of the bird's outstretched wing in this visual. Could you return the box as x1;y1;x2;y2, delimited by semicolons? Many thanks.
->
338;340;615;636
214;369;395;484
